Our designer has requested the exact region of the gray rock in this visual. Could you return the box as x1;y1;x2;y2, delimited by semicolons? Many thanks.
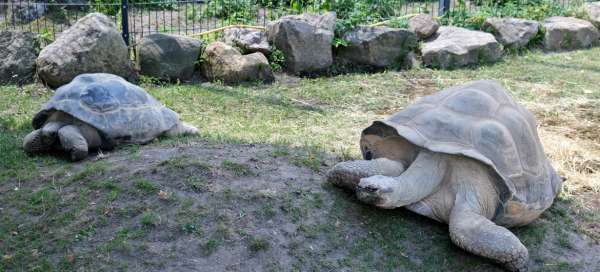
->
409;14;439;39
543;16;599;51
422;26;502;69
0;31;39;85
137;33;203;81
267;12;336;74
224;27;271;55
202;42;274;84
584;2;600;28
337;26;417;68
482;17;540;49
36;13;135;88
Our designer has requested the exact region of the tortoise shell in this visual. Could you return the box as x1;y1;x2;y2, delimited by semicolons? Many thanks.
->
33;73;179;145
361;80;562;224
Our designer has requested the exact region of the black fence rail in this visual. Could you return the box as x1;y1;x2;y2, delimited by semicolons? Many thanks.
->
0;0;590;47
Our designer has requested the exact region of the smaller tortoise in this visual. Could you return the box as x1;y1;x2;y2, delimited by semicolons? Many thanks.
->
23;73;198;161
327;80;561;272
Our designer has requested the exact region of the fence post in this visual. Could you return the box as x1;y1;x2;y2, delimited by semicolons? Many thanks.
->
121;0;129;46
438;0;450;16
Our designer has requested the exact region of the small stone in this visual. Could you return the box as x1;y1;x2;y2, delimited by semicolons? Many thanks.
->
224;27;271;55
408;14;439;39
202;42;274;84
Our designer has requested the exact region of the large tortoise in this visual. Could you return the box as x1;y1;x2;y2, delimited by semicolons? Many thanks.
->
23;73;198;161
327;80;561;271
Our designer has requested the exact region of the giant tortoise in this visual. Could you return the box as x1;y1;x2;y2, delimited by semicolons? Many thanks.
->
327;80;561;271
23;73;198;161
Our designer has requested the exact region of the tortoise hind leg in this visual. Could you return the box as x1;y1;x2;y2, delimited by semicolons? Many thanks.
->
165;122;199;137
449;205;529;271
327;158;406;191
58;125;89;161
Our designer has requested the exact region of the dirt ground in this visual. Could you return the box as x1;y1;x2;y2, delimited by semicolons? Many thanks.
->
1;137;597;271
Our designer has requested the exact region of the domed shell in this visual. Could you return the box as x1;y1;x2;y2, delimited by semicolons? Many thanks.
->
361;80;562;222
32;73;179;144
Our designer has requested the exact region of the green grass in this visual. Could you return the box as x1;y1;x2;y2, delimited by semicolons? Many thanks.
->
221;160;253;176
1;48;600;271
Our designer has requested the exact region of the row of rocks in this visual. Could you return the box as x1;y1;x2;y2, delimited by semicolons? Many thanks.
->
3;7;600;87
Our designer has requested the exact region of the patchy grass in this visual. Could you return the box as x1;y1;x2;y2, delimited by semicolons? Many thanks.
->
1;48;600;271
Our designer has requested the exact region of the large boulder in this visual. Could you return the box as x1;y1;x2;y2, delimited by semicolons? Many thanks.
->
336;26;417;68
201;42;274;84
584;2;600;28
422;26;502;69
267;12;336;74
543;17;599;51
409;14;439;39
137;33;203;81
36;13;134;88
0;31;39;85
482;17;540;49
224;27;271;55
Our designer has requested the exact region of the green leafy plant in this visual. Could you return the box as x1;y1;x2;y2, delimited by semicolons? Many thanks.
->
203;0;257;24
268;47;286;72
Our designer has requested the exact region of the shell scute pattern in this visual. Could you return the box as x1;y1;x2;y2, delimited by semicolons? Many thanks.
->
363;80;561;215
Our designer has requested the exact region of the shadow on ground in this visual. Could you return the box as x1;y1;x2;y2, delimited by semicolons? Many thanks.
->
1;135;598;272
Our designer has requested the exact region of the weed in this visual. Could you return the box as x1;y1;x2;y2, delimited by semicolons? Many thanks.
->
221;160;253;176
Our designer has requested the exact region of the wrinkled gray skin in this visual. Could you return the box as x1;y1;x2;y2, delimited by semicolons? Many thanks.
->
23;73;198;161
328;80;561;272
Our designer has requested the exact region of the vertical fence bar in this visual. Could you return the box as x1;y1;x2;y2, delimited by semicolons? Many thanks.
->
121;0;129;46
438;0;450;16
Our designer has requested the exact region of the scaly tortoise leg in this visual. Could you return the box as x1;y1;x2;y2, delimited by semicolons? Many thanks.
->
327;158;406;191
449;199;529;272
355;150;448;209
23;129;50;154
58;125;89;161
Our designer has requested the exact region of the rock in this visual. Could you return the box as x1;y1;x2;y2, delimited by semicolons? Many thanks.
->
482;17;540;49
267;12;336;74
543;17;599;51
36;13;134;88
137;33;203;81
409;14;439;39
422;26;502;69
0;31;39;85
201;42;274;84
336;26;417;68
10;0;46;23
224;27;271;55
584;2;600;28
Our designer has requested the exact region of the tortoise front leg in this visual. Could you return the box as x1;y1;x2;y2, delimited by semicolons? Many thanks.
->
449;203;528;272
355;150;448;209
58;125;89;161
327;158;406;191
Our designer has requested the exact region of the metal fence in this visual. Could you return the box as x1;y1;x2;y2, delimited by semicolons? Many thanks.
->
0;0;589;47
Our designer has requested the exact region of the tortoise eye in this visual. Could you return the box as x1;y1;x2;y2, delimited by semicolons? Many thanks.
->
364;150;373;160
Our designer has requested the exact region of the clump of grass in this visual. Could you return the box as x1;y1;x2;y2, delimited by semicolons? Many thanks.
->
248;236;270;252
185;176;209;193
201;238;221;256
134;179;159;195
140;211;161;227
221;160;253;176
